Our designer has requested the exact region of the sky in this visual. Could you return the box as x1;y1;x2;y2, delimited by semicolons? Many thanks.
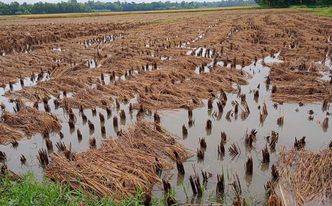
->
1;0;221;3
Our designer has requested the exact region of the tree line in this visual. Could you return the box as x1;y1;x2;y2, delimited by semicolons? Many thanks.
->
0;0;256;15
255;0;332;7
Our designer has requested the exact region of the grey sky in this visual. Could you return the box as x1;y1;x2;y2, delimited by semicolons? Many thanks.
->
1;0;221;3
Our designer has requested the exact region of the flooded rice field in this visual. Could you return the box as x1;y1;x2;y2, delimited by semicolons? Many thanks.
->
0;8;332;205
153;55;331;204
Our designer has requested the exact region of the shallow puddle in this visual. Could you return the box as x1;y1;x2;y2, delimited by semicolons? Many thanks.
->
81;34;121;48
0;72;50;115
86;59;97;69
52;48;63;52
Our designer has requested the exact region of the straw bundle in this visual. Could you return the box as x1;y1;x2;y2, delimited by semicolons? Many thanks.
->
0;123;24;144
2;108;61;136
46;121;191;200
277;149;332;205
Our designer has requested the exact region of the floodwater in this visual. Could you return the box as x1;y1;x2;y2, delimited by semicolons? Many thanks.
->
0;95;138;179
152;54;331;204
0;35;331;204
0;72;50;115
0;60;161;179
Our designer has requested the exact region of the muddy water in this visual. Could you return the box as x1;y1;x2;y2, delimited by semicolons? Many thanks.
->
0;37;331;204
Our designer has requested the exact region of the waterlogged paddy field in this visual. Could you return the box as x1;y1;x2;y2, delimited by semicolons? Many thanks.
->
0;8;331;205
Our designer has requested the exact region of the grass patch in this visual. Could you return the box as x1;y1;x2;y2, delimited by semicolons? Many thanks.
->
0;173;164;206
0;6;259;20
309;7;332;17
291;6;332;17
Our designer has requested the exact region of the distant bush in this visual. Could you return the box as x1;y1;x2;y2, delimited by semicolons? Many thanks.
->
254;0;332;8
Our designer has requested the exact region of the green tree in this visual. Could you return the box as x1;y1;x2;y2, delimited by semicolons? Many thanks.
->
0;0;259;15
